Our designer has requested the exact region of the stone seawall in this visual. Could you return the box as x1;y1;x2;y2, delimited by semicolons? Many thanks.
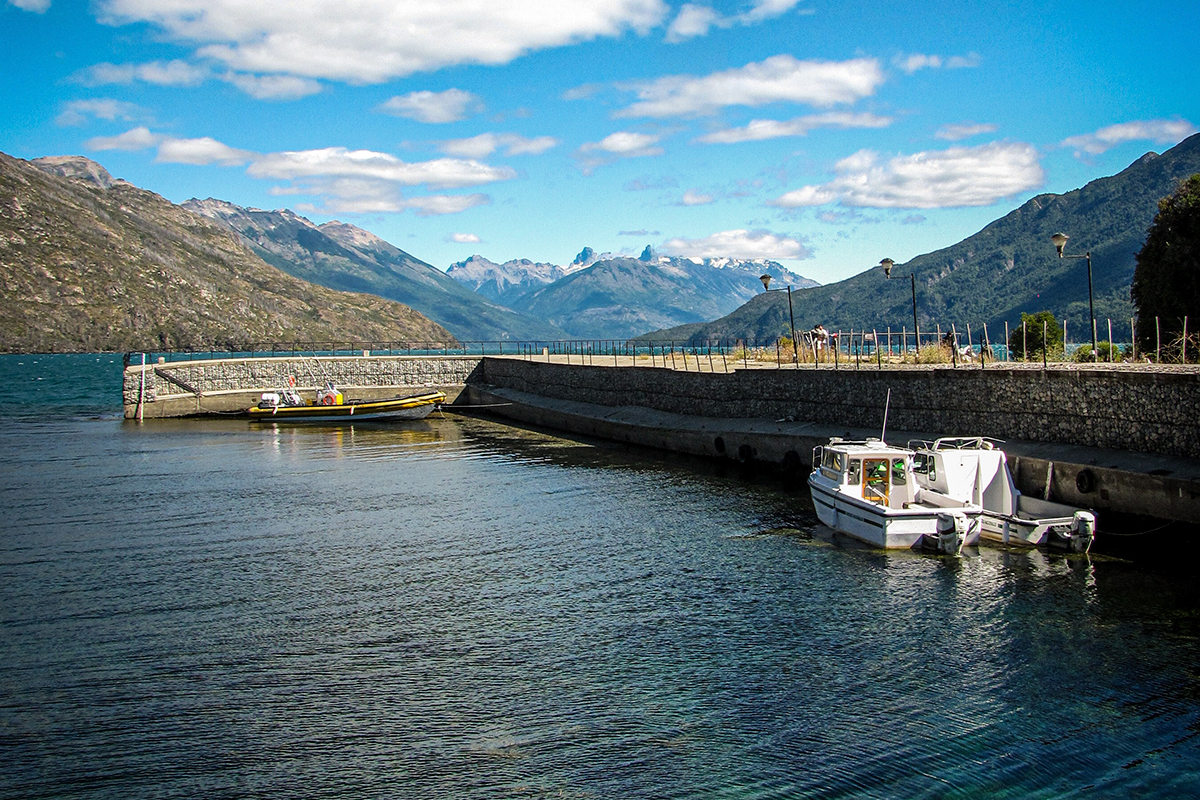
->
123;355;482;418
476;358;1200;460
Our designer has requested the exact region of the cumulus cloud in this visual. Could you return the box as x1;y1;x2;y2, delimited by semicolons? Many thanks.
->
935;122;997;141
248;147;517;189
85;127;253;165
157;137;254;166
440;132;559;158
79;59;209;87
56;98;145;127
448;232;482;243
616;55;883;118
95;0;668;83
378;89;483;124
581;131;663;156
769;141;1044;209
666;0;805;42
403;194;491;216
680;190;714;205
8;0;51;12
660;229;812;260
85;126;162;151
697;111;893;144
893;52;981;74
222;72;322;100
1061;118;1197;157
85;128;514;214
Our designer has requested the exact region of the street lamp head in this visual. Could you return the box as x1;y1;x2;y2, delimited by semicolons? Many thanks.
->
1050;232;1069;258
760;274;772;292
879;258;895;279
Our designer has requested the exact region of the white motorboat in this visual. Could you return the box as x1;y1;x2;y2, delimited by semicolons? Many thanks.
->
808;438;982;554
907;437;1096;553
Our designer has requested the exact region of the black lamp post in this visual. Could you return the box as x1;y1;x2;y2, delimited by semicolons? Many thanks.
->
760;274;798;365
880;258;920;354
1050;232;1097;360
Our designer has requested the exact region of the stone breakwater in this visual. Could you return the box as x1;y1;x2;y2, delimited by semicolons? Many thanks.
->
476;358;1200;461
123;355;481;418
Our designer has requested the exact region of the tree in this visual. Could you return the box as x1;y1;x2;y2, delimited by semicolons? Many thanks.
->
1007;310;1063;360
1132;174;1200;360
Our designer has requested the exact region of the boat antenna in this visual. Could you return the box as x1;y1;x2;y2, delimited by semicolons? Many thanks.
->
880;388;891;442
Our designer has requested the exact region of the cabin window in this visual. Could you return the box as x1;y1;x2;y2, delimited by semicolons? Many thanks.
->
820;449;845;481
847;459;860;485
891;458;907;485
863;458;889;503
913;453;936;482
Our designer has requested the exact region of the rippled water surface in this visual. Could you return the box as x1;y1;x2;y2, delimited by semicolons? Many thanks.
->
2;355;1200;799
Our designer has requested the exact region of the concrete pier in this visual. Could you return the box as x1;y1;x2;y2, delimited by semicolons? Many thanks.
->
123;353;1200;529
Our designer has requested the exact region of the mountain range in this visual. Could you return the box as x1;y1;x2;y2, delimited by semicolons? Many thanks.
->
646;132;1200;344
448;244;818;339
446;246;609;304
5;132;1195;353
183;198;567;342
0;154;452;353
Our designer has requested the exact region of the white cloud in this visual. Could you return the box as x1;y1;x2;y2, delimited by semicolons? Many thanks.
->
56;98;144;127
156;137;254;166
665;4;721;41
80;59;209;87
8;0;50;12
1061;118;1197;157
666;0;804;42
946;53;982;69
88;127;515;213
697;111;893;144
448;233;482;243
403;194;491;216
894;53;941;74
222;72;322;100
84;126;252;165
378;89;483;124
248;147;516;189
96;0;668;83
894;52;981;74
660;229;812;260
581;131;663;156
616;55;883;118
770;141;1044;209
85;126;161;151
680;189;714;205
440;132;559;158
935;122;997;141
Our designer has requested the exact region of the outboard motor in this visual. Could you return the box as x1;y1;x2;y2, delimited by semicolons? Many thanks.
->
934;511;970;556
1070;511;1096;553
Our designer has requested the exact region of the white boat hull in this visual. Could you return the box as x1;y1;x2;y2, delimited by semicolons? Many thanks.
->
809;477;972;550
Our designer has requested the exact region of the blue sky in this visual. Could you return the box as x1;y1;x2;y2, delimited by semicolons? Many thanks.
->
2;0;1197;284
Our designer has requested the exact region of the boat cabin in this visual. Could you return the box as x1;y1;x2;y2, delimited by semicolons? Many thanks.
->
814;439;921;509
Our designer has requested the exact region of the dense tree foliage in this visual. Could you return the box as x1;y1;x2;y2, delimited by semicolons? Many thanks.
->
1007;310;1064;360
1132;174;1200;361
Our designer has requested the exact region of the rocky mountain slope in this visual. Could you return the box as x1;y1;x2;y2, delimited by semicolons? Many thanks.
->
0;153;454;353
184;199;567;342
648;132;1200;344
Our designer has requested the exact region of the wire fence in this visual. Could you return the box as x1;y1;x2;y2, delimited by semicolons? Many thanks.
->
123;315;1196;369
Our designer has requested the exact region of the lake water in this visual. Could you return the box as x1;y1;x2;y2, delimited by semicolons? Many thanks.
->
2;354;1199;799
